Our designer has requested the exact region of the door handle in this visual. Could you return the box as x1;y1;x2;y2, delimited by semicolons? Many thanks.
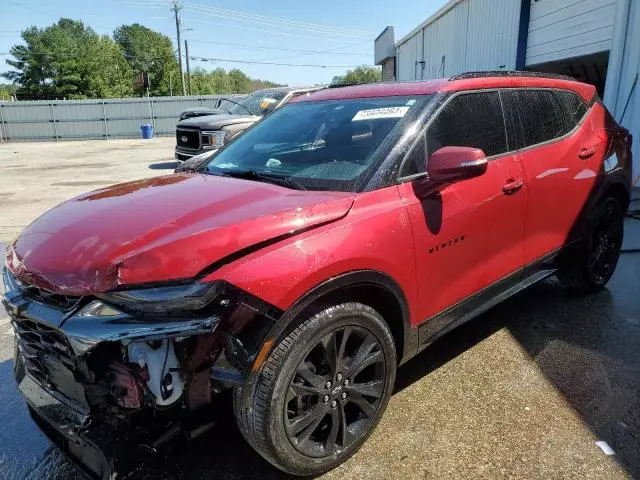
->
502;179;523;195
578;145;598;160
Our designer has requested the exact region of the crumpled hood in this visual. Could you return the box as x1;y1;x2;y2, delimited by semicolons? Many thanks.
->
7;174;354;295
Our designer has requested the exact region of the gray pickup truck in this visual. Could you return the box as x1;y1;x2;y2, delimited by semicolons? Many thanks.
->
174;86;322;169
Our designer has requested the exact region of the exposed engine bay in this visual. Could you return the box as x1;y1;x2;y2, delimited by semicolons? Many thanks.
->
3;266;280;462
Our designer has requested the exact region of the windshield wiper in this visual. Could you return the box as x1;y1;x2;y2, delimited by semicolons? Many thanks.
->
218;170;307;190
219;98;256;116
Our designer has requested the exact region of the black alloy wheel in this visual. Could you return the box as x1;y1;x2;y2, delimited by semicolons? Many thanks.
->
587;199;623;285
558;196;625;292
233;302;396;476
284;325;386;458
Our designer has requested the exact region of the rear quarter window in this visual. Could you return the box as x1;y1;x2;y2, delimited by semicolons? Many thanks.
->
554;90;589;129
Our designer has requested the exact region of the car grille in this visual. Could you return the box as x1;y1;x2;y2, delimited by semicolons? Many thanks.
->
13;315;77;384
20;285;80;311
3;270;84;389
176;128;200;149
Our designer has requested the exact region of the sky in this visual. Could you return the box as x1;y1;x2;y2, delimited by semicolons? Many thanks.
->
0;0;447;87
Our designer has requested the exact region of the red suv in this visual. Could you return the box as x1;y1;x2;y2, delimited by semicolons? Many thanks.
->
2;72;632;478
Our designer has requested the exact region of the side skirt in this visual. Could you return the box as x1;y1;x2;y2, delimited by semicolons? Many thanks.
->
409;249;562;358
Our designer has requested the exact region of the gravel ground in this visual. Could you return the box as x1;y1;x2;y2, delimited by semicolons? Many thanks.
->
0;139;638;480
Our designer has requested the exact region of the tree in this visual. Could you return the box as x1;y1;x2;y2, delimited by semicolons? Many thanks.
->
88;36;134;98
3;19;281;99
228;68;252;93
333;66;382;85
210;68;232;94
114;24;180;96
0;84;16;101
188;67;281;95
3;19;132;99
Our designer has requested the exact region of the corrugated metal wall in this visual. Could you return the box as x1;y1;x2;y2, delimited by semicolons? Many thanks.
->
0;95;245;142
603;0;639;180
395;0;521;81
526;0;616;67
397;35;420;80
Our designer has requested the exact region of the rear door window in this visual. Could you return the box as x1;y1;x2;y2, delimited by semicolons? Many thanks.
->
503;90;569;148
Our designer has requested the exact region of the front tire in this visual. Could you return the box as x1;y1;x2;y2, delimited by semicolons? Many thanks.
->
234;302;396;476
558;196;624;292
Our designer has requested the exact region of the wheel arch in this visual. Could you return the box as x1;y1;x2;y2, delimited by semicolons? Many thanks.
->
252;270;414;373
602;181;631;211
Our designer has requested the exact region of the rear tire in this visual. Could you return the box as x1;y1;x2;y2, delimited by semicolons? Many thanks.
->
557;197;624;292
233;302;396;476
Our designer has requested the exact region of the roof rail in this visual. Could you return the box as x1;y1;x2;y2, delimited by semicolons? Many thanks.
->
450;71;577;82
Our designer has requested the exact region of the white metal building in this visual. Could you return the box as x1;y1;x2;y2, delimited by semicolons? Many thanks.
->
375;0;640;180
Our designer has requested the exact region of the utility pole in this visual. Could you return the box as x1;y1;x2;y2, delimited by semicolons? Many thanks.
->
185;40;192;96
172;1;186;96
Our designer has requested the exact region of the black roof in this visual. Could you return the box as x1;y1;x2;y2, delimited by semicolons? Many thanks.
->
450;70;578;82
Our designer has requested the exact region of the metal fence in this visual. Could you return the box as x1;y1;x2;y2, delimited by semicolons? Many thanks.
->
0;94;246;142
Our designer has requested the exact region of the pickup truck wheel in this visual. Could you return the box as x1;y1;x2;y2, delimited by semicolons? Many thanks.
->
233;302;396;476
558;197;624;292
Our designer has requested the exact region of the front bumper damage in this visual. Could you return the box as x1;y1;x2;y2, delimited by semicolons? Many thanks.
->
2;267;277;479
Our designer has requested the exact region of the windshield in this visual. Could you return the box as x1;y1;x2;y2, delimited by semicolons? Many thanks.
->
219;90;287;116
206;95;431;192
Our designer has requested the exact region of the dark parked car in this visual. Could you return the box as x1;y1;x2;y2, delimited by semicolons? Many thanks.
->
2;72;631;478
174;86;322;163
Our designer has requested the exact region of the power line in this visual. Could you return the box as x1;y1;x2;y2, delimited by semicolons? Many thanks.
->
185;39;369;57
182;1;373;35
0;51;369;69
124;0;373;37
190;55;368;69
7;0;113;31
182;17;368;44
253;40;371;63
181;4;372;38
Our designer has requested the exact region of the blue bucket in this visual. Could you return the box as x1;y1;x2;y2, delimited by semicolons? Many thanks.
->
140;124;153;139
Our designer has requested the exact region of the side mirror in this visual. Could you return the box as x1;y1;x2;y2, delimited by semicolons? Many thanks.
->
427;146;488;183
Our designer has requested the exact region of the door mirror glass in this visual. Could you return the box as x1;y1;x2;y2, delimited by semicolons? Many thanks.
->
427;146;488;183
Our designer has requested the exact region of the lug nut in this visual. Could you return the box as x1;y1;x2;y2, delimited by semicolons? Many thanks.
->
330;400;337;408
336;372;343;382
325;381;332;389
341;392;347;400
323;395;329;403
343;379;349;386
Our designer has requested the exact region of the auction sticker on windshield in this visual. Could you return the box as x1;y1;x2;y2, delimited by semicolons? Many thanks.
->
352;106;410;121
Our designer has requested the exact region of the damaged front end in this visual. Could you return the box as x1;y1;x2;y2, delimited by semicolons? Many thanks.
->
1;267;280;479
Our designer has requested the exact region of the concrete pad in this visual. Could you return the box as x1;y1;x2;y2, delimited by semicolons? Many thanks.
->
0;138;176;242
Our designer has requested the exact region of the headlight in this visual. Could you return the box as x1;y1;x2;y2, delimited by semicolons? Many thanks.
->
201;130;226;149
96;282;221;314
77;301;123;317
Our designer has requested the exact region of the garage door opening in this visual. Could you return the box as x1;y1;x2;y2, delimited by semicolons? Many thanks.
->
527;51;610;97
